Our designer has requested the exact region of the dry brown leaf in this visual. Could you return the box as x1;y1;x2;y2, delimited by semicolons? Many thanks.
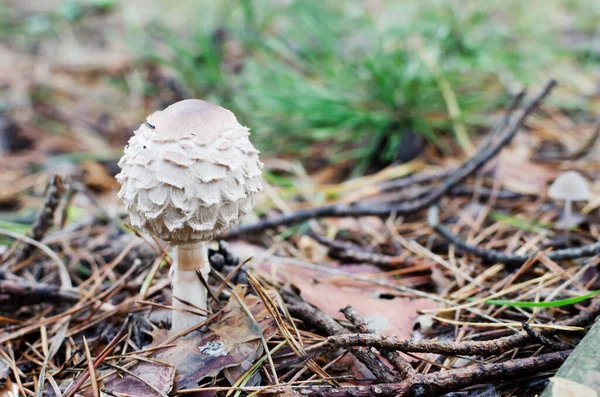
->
81;161;120;192
496;146;558;194
101;362;175;397
209;285;265;351
101;288;279;395
233;242;437;339
295;278;436;337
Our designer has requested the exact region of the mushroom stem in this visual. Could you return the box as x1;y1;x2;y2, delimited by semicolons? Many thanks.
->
564;199;573;244
170;242;210;335
564;199;573;225
177;241;209;272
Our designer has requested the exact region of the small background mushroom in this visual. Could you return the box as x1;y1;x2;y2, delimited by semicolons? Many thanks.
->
548;170;590;230
116;99;262;334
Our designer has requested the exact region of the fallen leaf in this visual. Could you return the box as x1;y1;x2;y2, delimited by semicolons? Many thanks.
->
100;288;279;395
81;161;120;192
295;279;436;338
232;242;437;339
210;285;264;352
102;362;175;397
496;146;557;194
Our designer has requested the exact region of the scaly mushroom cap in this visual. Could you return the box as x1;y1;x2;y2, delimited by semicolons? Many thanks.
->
116;99;263;245
548;170;590;202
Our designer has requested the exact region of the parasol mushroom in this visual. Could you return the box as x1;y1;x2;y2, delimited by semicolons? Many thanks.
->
116;99;263;334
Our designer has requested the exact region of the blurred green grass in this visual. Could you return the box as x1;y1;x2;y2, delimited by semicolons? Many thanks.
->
2;0;599;175
141;0;598;174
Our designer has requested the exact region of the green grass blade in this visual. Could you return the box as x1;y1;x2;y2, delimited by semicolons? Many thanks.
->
485;290;600;308
489;211;554;236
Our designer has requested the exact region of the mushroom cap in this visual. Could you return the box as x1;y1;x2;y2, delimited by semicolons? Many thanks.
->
548;170;590;201
116;99;263;245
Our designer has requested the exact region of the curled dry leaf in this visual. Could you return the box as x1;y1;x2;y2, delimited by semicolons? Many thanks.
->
496;146;558;194
234;241;437;339
100;287;279;395
294;274;436;338
100;363;175;397
81;161;121;192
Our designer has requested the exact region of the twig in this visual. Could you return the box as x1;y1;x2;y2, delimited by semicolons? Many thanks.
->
428;205;600;265
15;175;65;263
341;306;415;380
0;279;80;305
285;294;397;383
226;80;557;237
481;89;527;145
378;170;452;193
0;228;72;288
319;297;600;358
447;185;523;200
521;322;573;351
368;184;524;208
62;316;132;397
307;232;411;268
533;118;600;161
561;296;600;328
286;351;569;397
322;331;531;356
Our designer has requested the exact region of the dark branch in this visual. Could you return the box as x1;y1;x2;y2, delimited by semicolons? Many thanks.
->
323;297;599;356
285;294;397;383
307;232;412;268
428;205;600;266
522;322;574;351
268;351;569;397
225;80;556;238
0;278;80;305
15;175;65;262
341;305;415;379
326;331;531;356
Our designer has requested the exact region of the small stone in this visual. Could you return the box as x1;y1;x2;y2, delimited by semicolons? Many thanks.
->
223;265;235;276
210;253;225;270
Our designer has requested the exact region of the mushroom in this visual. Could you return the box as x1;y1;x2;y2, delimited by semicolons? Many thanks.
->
548;170;590;230
116;99;263;334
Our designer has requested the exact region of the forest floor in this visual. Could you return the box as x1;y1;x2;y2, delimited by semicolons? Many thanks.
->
1;1;600;396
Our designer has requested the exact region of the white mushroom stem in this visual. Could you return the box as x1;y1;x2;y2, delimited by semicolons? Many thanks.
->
563;199;573;226
170;241;210;335
563;199;573;244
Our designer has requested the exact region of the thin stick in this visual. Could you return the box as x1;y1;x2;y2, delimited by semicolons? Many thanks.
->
225;80;556;237
521;322;573;351
428;205;600;265
14;175;65;263
285;294;398;383
286;351;569;397
82;337;100;397
341;306;415;379
0;228;72;288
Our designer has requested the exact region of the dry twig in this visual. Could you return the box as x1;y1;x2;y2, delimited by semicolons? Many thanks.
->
226;81;555;237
